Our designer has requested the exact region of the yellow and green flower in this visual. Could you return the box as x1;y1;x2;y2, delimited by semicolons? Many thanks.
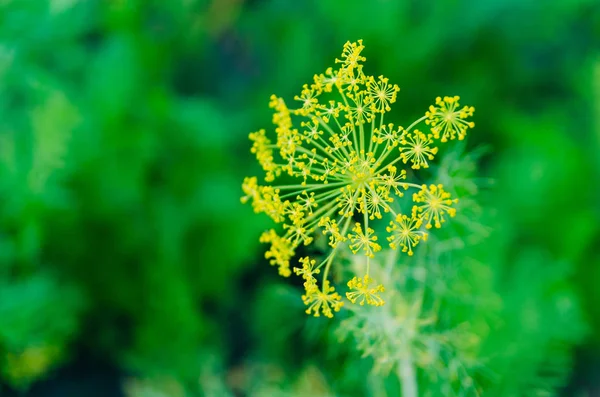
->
242;40;475;317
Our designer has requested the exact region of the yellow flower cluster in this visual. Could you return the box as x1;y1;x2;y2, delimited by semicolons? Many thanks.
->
242;40;475;317
346;275;385;306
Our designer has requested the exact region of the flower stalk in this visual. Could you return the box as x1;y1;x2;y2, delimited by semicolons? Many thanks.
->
398;351;418;397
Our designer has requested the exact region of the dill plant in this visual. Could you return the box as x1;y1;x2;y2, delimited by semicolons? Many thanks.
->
242;40;475;317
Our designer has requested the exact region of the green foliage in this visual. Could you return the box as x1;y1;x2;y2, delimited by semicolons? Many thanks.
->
0;0;262;392
0;274;83;389
0;0;598;395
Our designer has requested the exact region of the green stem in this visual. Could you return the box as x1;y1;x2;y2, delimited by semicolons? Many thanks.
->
398;352;418;397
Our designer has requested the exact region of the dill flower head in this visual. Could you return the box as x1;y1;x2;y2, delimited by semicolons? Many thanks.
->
242;40;475;317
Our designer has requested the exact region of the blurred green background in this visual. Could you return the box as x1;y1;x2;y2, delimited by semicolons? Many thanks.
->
0;0;599;396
